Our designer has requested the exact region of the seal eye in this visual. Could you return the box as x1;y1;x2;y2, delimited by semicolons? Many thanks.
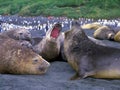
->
19;33;23;35
33;59;38;64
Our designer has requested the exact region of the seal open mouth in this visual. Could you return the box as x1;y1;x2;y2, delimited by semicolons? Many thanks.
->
50;24;61;38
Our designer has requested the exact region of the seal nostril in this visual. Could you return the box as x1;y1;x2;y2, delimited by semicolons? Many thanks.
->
19;33;23;35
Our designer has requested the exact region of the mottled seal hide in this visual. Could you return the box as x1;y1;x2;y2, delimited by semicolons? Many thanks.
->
0;28;34;49
93;26;115;40
1;28;33;43
33;23;63;61
64;21;120;79
0;36;50;74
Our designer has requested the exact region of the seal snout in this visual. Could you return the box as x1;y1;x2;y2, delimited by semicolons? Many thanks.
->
107;33;115;40
40;59;50;69
38;59;50;73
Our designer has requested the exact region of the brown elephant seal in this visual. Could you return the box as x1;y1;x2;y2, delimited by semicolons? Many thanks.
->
114;31;120;42
64;21;120;80
81;22;102;30
0;36;50;74
93;25;115;40
33;23;63;61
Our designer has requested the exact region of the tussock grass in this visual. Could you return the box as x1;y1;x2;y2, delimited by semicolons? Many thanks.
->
0;0;120;19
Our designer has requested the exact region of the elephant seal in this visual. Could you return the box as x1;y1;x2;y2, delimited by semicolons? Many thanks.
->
1;28;33;43
33;23;63;61
81;22;102;30
93;26;115;40
64;21;120;80
0;36;50;74
1;28;34;48
114;31;120;42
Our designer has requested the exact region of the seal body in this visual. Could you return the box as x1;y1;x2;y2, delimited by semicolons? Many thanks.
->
114;31;120;42
1;28;32;41
64;21;120;79
0;28;34;48
0;36;50;74
81;22;102;30
93;26;115;40
33;23;63;61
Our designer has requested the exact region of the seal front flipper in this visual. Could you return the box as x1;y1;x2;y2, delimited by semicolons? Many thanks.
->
70;55;96;80
69;72;89;80
77;55;96;79
79;71;96;79
70;71;95;80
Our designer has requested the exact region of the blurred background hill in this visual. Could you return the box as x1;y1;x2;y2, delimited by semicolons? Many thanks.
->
0;0;120;19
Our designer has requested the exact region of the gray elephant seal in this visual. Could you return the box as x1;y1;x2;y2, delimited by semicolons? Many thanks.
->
0;35;50;74
0;28;34;48
1;28;32;41
64;21;120;79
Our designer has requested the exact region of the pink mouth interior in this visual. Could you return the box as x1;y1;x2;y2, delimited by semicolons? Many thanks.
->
50;27;60;38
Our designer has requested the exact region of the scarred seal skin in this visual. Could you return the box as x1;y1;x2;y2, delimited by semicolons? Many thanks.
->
0;35;50;74
64;21;120;80
1;28;32;41
0;28;34;48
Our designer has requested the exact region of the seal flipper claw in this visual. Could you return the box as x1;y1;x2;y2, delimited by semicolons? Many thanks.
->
70;67;96;80
70;73;81;80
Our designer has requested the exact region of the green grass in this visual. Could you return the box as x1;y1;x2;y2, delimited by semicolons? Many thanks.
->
0;0;120;19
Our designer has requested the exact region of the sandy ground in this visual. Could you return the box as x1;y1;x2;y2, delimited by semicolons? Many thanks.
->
1;61;120;90
1;29;120;90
